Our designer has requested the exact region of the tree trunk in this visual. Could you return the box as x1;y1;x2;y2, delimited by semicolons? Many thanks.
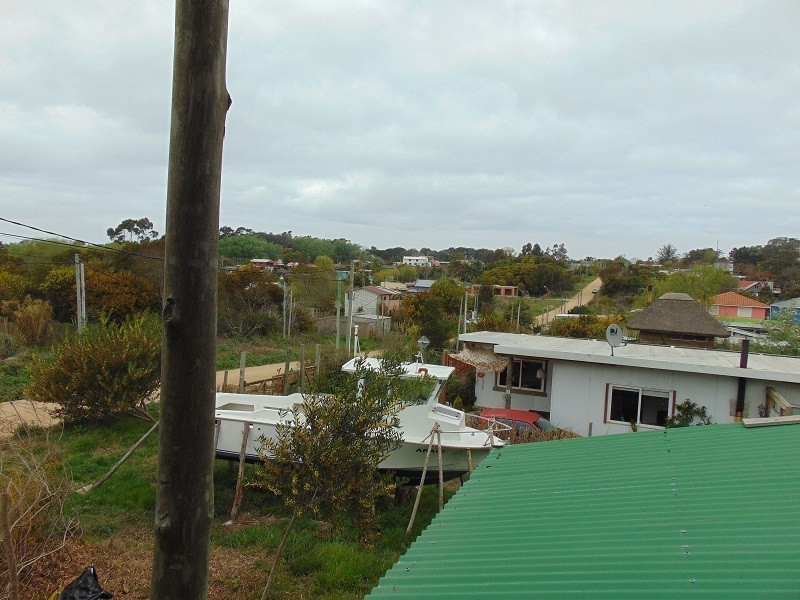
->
150;2;229;599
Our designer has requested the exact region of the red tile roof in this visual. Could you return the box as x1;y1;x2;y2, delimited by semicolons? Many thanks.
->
712;291;768;308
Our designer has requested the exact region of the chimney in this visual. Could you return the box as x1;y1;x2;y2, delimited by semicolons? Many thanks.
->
734;340;749;422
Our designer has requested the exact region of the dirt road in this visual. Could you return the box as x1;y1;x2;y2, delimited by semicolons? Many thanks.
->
533;277;602;328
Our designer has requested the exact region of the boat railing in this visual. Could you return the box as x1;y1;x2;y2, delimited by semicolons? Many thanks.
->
464;413;515;444
423;413;512;446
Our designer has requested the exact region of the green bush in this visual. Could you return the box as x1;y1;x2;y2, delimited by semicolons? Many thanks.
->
28;313;161;423
445;371;476;410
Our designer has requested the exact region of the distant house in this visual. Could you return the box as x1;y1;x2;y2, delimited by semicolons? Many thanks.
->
453;331;800;436
771;297;800;324
406;279;436;293
627;292;729;349
368;419;800;599
401;256;430;267
466;284;519;297
345;286;401;316
709;291;769;320
738;279;778;296
248;258;284;272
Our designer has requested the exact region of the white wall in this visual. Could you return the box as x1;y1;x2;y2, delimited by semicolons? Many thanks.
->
474;358;800;437
345;289;378;316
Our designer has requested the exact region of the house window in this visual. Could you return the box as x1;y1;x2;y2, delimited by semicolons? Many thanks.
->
607;386;671;427
497;359;547;394
737;307;753;318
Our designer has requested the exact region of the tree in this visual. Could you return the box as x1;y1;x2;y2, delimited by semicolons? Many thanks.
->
107;217;159;243
218;233;281;264
599;260;654;304
218;267;282;338
644;265;737;307
655;243;679;264
290;256;337;313
254;355;432;597
39;266;76;322
759;237;800;294
545;243;568;261
680;247;719;267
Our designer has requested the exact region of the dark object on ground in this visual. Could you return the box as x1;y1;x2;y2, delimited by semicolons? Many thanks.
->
58;566;113;600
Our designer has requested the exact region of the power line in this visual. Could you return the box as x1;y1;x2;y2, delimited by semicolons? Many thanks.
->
0;219;162;262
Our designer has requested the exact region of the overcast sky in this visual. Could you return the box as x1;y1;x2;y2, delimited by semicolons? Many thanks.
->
1;1;798;260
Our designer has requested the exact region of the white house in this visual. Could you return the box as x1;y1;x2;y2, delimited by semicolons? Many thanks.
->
454;332;800;437
402;256;430;267
344;286;400;316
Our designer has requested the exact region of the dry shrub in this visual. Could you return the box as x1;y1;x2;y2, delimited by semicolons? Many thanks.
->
0;414;77;597
514;427;581;444
466;413;580;444
11;297;53;348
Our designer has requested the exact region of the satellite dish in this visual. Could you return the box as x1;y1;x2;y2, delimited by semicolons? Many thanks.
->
606;324;623;354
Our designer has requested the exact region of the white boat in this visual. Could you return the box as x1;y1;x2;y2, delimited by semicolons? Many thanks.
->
214;357;505;482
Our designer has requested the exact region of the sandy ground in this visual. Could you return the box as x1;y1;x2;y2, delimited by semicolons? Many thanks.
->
0;399;60;439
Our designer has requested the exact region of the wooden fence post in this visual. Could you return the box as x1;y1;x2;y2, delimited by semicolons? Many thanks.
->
282;351;291;395
228;422;251;523
238;351;247;393
299;346;306;394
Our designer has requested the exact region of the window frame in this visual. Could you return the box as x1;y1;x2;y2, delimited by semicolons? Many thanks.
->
494;358;547;396
605;384;674;428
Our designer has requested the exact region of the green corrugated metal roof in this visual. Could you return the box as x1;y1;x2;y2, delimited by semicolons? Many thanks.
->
369;423;800;599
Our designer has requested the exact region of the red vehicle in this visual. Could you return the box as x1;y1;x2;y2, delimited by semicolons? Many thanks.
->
479;408;555;439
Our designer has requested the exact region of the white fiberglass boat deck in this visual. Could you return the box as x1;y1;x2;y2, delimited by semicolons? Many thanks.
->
214;358;505;481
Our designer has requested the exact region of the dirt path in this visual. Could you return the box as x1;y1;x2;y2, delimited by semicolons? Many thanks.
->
533;277;602;328
0;399;60;439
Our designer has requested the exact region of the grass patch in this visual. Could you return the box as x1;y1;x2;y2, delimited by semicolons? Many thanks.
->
10;409;458;598
0;358;33;402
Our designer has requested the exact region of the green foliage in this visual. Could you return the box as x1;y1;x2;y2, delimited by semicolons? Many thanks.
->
0;270;30;301
291;260;337;313
599;260;654;303
680;247;720;267
253;354;432;542
751;308;800;356
642;265;737;307
394;280;463;349
655;243;679;264
480;254;575;295
0;360;33;402
664;400;711;427
373;265;418;284
217;265;283;338
546;314;623;340
39;266;76;322
28;314;161;423
219;234;282;264
445;371;476;410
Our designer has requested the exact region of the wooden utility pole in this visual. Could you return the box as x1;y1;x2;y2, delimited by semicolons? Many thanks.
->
150;2;230;599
